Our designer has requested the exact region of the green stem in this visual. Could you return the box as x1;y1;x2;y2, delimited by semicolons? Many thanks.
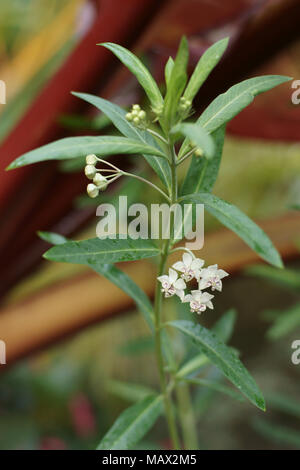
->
175;381;199;450
154;244;180;450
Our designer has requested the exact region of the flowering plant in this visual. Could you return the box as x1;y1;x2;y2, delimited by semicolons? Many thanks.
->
7;37;290;450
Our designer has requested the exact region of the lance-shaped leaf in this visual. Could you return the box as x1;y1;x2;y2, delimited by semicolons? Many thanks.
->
91;263;154;331
180;192;283;268
176;309;237;378
183;38;229;102
169;320;265;410
7;136;166;170
97;394;163;450
100;42;163;111
39;232;155;330
183;378;245;402
164;56;174;87
178;74;291;158
72;92;171;192
199;75;291;133
44;237;160;265
173;122;215;159
180;125;226;196
163;36;189;128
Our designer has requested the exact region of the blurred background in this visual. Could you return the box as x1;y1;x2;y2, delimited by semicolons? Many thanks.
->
0;0;300;450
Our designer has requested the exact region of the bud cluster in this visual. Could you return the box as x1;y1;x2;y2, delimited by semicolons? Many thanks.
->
84;154;120;199
125;104;147;128
189;140;203;158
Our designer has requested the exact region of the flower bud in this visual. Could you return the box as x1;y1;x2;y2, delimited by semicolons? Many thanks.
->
93;173;108;191
133;117;140;125
87;183;99;198
125;112;133;121
84;164;96;179
194;148;203;157
138;110;146;120
132;104;140;111
86;154;97;165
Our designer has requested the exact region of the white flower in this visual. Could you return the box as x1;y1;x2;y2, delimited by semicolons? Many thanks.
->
198;264;229;292
93;173;108;191
172;253;204;282
183;290;214;314
86;154;98;165
157;268;186;300
86;183;99;198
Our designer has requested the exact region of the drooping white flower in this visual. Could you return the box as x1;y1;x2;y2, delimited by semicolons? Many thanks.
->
172;253;204;282
198;264;229;292
183;290;214;314
157;268;186;300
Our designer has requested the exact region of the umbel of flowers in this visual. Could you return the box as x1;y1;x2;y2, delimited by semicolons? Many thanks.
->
158;252;228;314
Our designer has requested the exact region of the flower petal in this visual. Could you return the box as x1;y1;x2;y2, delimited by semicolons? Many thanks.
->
174;278;186;290
157;275;169;283
168;268;178;283
172;261;185;272
183;252;193;267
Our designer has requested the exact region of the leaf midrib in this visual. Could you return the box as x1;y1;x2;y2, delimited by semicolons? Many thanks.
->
100;395;162;449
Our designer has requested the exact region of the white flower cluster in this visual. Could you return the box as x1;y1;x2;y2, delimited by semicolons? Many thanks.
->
158;253;228;315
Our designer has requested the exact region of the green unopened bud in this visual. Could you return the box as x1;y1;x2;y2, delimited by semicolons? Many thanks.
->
85;164;96;179
194;148;203;157
132;104;140;111
86;154;97;165
125;112;133;121
93;173;108;191
152;106;163;116
138;110;146;120
87;183;99;198
133;117;140;125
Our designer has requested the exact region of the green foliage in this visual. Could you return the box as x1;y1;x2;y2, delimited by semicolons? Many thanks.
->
180;193;283;267
7;136;166;170
97;395;163;450
183;38;229;102
8;35;292;450
99;42;164;111
169;320;265;410
44;237;160;265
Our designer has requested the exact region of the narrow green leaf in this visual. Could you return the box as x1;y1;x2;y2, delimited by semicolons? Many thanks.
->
107;380;156;403
164;57;174;87
7;136;166;170
44;237;160;265
180;125;226;195
199;75;291;134
212;308;237;344
38;231;68;245
180;192;283;268
266;303;300;340
39;232;155;330
176;309;236;378
266;392;300;418
163;36;189;128
173;122;215;159
253;418;300;449
183;38;229;102
97;395;163;450
91;263;154;331
246;264;300;292
169;320;265;410
99;42;163;110
184;377;245;402
72;92;171;191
